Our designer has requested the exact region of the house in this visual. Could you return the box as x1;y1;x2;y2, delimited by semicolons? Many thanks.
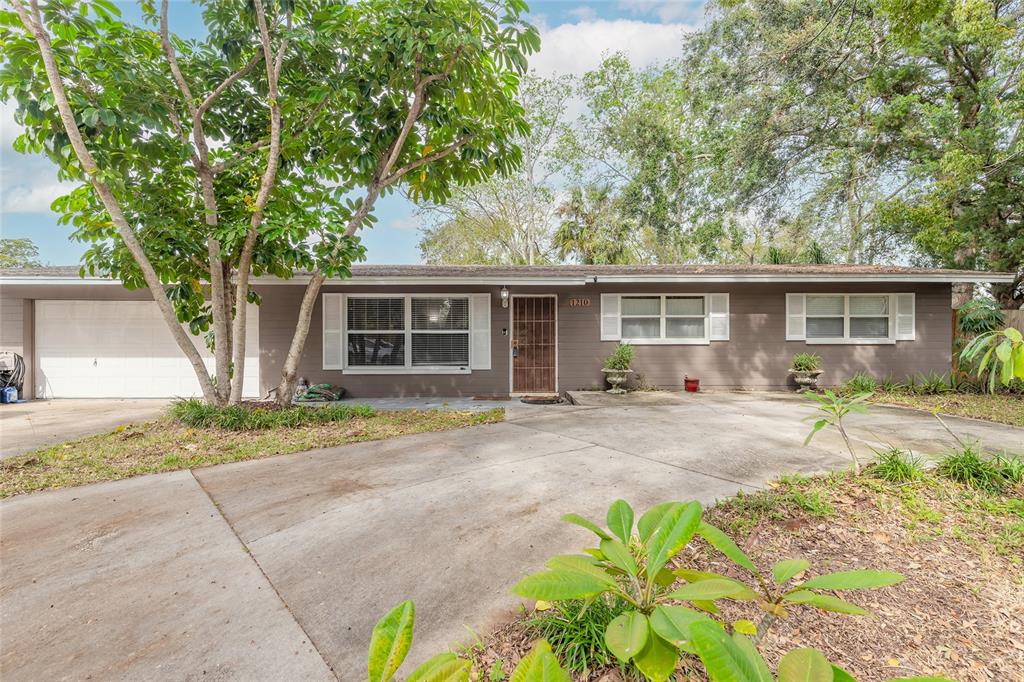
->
0;264;1013;399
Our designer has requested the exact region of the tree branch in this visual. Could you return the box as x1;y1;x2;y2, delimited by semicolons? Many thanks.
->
383;134;473;186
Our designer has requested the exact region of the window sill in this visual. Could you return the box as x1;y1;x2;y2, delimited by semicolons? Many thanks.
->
341;367;472;375
805;338;896;345
621;338;710;346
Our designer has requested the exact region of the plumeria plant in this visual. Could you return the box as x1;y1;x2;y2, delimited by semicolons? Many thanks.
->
511;499;914;682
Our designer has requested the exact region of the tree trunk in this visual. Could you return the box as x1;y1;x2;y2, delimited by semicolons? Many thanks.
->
15;0;219;403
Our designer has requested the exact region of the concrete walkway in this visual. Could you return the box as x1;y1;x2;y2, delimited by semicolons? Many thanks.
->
0;399;171;458
1;393;1020;680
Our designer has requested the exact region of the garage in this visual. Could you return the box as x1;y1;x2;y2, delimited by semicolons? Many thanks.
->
34;300;260;398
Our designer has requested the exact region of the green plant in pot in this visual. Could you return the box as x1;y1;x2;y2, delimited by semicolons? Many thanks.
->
789;353;823;392
602;343;635;394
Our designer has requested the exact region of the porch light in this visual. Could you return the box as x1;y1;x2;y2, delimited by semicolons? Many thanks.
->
500;286;510;308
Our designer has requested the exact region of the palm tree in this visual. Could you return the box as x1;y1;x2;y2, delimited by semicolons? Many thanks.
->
553;184;633;264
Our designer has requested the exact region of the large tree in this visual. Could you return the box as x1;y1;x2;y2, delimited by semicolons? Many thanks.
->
0;238;42;267
2;0;537;405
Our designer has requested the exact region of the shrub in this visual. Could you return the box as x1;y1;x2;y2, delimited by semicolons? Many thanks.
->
790;353;822;372
603;343;635;371
872;448;924;483
957;298;1005;336
170;399;375;431
960;327;1024;393
994;455;1024;485
938;446;1005;492
844;372;876;395
879;375;903;392
912;372;952;395
526;598;629;673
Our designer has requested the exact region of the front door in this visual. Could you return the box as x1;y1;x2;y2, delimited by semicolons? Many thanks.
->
511;296;557;394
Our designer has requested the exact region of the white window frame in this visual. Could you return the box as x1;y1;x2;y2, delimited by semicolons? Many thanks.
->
802;293;896;345
619;294;711;345
342;293;472;374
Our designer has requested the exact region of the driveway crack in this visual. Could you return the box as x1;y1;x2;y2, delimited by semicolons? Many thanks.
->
189;469;339;681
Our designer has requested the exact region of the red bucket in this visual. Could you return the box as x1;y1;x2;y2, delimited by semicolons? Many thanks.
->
684;376;700;393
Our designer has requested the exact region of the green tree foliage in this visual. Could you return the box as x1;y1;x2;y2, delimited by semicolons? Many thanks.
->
553;184;637;264
1;0;537;404
0;238;42;267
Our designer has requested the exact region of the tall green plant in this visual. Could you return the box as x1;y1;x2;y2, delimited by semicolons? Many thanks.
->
803;390;872;474
960;327;1024;393
512;499;903;681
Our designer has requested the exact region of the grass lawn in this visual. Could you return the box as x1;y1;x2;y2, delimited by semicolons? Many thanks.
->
0;407;504;498
475;470;1023;681
870;390;1024;427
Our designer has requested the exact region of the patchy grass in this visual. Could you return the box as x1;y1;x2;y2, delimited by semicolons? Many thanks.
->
0;407;504;498
871;390;1024;427
471;471;1024;681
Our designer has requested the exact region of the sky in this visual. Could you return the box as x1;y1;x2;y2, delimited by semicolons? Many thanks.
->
0;0;707;266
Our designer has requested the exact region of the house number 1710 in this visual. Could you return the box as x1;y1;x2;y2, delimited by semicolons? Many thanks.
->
569;297;591;307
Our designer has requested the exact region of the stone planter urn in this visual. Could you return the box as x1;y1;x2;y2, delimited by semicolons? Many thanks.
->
790;369;824;393
601;368;633;394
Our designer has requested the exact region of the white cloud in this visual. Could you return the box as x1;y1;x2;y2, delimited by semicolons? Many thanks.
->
529;19;692;76
0;103;76;214
618;0;707;24
388;213;421;232
566;6;597;21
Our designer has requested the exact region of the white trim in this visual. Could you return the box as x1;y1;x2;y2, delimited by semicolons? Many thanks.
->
342;367;471;375
591;273;1014;283
600;294;621;341
509;294;558;396
793;293;910;345
470;293;491;370
322;293;344;369
258;276;588;286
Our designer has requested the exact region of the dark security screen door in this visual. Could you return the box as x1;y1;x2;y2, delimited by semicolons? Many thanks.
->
512;296;556;393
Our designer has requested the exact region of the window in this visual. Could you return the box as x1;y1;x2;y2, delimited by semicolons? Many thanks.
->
793;294;899;343
345;295;470;369
620;295;708;342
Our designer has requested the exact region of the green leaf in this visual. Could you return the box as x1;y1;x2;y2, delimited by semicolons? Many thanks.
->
632;631;679;682
688;620;758;682
545;555;617;586
698;522;759;575
668;578;746;601
512;569;612;601
884;677;956;682
730;633;772;682
673;569;760;600
637;501;679;542
772;559;810;585
607;499;634;543
604;611;649;661
831;665;857;682
782;590;817;604
407;653;470;682
510;640;569;682
649;605;713;647
646;501;702;576
777;648;833;682
561;513;611;540
732;620;757;636
600;538;639;576
798;569;904;591
801;593;868;615
368;601;415;682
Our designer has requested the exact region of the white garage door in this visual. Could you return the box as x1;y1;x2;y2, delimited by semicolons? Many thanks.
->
34;301;260;398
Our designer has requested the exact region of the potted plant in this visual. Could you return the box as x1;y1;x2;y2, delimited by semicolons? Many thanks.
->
601;342;635;394
790;352;823;392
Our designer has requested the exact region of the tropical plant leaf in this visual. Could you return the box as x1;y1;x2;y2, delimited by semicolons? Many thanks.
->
561;513;611;540
801;593;868;615
631;631;678;682
669;578;747;601
545;555;617;586
732;620;757;636
798;569;904;591
512;570;612;601
691;599;721;615
772;559;810;585
637;501;679;542
605;611;649;661
607;499;635;544
368;600;416;682
831;665;856;682
781;590;816;604
600;538;639;576
646;501;702;576
688;620;758;682
698;522;759;575
510;640;570;682
730;633;771;682
649;604;713;647
777;648;833;682
407;653;471;682
674;569;761;600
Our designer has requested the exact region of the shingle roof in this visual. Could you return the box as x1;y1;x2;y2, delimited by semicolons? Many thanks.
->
0;263;1015;281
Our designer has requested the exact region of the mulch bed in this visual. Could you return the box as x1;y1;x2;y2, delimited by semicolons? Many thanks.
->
469;475;1024;681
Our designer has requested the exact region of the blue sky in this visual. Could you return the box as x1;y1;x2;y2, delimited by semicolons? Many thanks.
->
0;1;706;265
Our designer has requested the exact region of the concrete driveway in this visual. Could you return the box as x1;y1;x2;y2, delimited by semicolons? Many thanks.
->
0;399;170;458
1;393;1021;680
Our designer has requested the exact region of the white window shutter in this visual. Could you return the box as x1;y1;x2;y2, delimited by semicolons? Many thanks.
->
895;293;915;340
322;293;343;369
708;294;730;341
786;294;806;341
601;294;621;341
470;293;491;370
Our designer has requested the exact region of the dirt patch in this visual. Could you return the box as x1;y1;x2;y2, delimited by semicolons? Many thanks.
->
871;391;1024;428
468;473;1024;681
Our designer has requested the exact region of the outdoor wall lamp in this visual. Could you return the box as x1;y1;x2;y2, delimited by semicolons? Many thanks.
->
500;286;510;308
